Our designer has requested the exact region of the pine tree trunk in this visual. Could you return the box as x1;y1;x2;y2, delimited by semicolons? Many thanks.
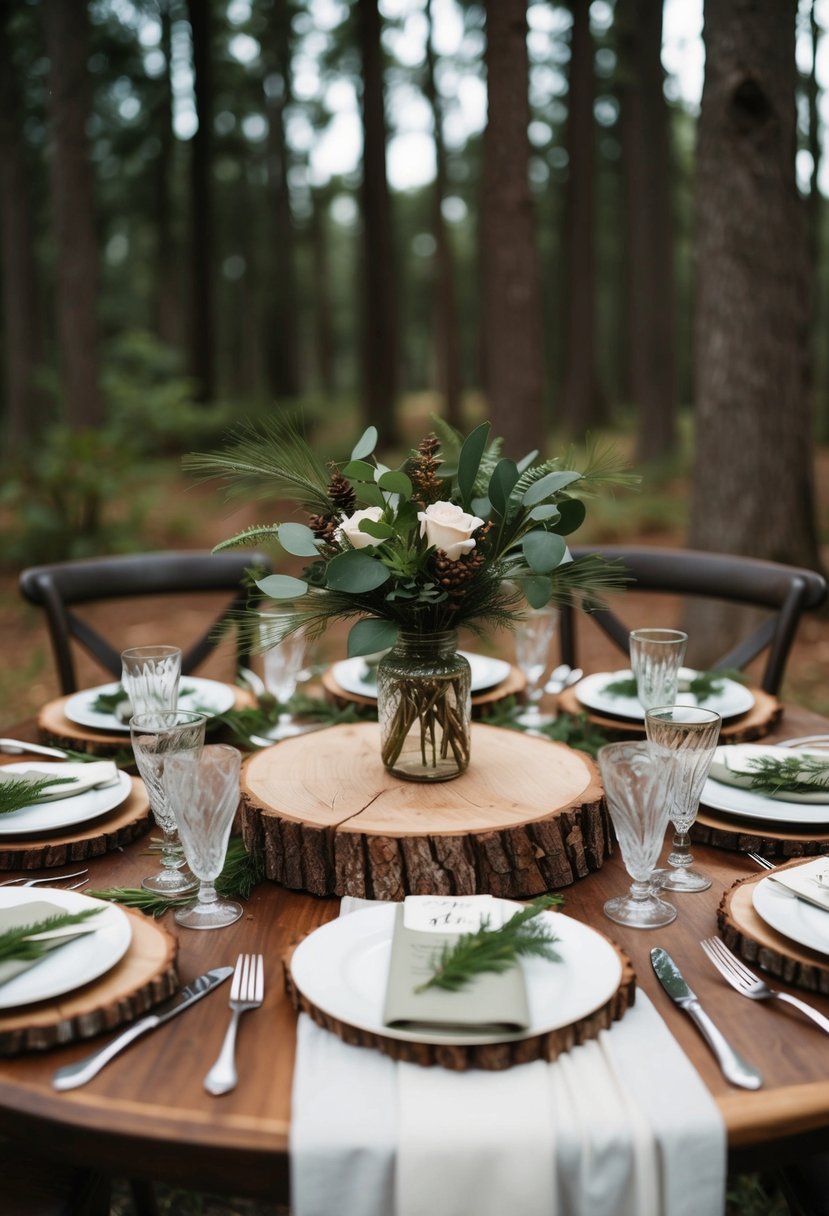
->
187;0;215;401
558;0;604;436
42;0;104;430
357;0;399;434
617;0;677;462
687;0;822;659
310;187;335;395
480;0;545;454
154;0;179;348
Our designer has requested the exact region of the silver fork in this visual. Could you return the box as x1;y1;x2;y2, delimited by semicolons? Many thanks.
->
0;869;89;890
746;852;774;870
701;936;829;1034
204;953;264;1096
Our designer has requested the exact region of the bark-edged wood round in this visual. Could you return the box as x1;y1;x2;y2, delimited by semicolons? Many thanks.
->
718;864;829;994
241;722;610;899
693;807;829;859
321;664;527;715
0;908;178;1056
557;685;781;742
282;933;635;1070
0;779;152;870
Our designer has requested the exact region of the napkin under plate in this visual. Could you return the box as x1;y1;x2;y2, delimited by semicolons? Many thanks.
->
0;762;120;805
708;745;829;804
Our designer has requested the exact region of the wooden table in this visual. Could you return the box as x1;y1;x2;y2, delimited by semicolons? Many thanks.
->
1;705;829;1200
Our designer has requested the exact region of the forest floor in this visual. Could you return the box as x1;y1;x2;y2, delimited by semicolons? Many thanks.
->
0;436;826;1215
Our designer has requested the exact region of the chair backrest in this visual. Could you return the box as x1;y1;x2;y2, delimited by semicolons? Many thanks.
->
19;551;272;694
560;545;827;695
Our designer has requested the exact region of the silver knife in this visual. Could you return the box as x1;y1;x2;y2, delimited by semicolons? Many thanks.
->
52;965;234;1091
650;947;763;1090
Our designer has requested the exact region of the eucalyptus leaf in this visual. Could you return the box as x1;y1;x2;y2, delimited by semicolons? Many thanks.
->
347;617;399;658
343;459;376;482
359;519;396;540
528;504;561;522
256;573;308;599
326;550;391;593
523;531;567;574
277;522;321;557
458;421;491;507
552;498;587;535
378;469;413;499
522;470;582;507
353;481;385;508
488;459;519;517
471;495;491;519
516;449;540;474
522;575;553;608
351;426;378;461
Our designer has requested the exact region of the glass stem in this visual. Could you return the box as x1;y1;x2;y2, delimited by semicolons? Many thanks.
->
161;830;185;871
198;880;217;906
629;878;653;902
667;828;692;871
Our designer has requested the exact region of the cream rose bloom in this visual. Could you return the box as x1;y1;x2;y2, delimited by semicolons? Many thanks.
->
338;505;384;549
418;501;485;561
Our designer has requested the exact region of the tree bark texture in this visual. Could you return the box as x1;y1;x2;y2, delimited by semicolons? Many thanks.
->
559;0;605;435
357;0;399;434
154;0;180;348
688;0;822;657
617;0;678;462
310;187;336;394
480;0;545;455
0;1;48;443
42;0;104;430
187;0;215;401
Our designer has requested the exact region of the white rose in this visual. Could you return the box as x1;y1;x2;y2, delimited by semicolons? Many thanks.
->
338;506;384;549
418;501;485;561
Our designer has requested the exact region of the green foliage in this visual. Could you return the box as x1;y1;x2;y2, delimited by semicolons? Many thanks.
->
0;907;103;963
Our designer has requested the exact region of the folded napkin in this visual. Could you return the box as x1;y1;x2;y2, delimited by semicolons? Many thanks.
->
383;896;530;1034
0;900;100;986
0;762;120;805
291;898;726;1216
767;859;829;912
708;745;829;804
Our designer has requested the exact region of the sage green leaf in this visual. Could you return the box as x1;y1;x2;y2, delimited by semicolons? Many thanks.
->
277;522;321;557
326;551;391;593
378;469;413;498
255;574;308;599
552;498;587;535
351;426;378;460
359;519;396;540
353;481;385;508
522;575;553;608
343;459;376;482
522;470;582;507
458;422;491;507
528;504;561;522
488;459;519;517
471;495;491;519
347;617;398;658
523;531;567;574
516;449;540;474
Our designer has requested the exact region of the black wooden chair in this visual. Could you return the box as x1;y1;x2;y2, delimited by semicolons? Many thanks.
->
560;545;827;695
19;550;271;695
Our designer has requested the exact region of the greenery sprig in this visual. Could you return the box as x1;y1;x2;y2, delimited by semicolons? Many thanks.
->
741;754;829;796
603;668;744;702
211;692;374;748
0;908;103;963
90;683;197;714
416;894;564;993
0;775;77;816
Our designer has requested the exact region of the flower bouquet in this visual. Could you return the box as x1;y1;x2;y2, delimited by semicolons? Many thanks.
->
187;417;631;780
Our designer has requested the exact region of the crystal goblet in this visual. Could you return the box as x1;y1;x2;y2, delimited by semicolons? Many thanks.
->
130;710;206;895
645;705;722;893
597;741;677;928
629;628;688;712
514;607;560;728
258;610;309;740
121;645;182;718
164;744;243;930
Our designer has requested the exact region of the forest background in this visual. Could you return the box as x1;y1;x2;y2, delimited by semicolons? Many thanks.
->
2;0;829;725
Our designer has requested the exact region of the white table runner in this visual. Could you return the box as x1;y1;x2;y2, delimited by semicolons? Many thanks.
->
290;898;726;1216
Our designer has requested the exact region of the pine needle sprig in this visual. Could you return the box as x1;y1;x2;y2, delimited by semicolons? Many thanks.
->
0;908;103;963
742;754;829;797
416;894;564;993
0;775;78;816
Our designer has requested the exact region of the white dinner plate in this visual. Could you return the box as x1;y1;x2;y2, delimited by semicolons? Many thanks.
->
331;652;512;700
0;763;133;836
752;874;829;957
63;677;237;733
701;746;829;826
0;887;132;1009
289;903;623;1048
573;667;755;723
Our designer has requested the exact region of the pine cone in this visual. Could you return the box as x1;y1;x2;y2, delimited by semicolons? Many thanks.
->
409;433;444;505
308;513;339;544
327;464;356;514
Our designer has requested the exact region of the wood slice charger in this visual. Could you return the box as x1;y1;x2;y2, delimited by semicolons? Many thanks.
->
556;685;781;743
241;722;610;900
283;928;635;1071
0;908;177;1056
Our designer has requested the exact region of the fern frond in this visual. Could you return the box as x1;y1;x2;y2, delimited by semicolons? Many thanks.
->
213;524;282;552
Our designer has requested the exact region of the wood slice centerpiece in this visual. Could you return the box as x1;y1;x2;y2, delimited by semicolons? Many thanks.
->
556;685;781;743
718;863;829;995
240;722;609;900
0;908;178;1056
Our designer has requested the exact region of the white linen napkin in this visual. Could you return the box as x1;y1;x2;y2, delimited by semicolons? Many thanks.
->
290;898;726;1216
708;745;829;804
0;762;120;804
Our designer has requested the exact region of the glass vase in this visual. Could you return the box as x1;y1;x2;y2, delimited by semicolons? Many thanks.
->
376;631;472;782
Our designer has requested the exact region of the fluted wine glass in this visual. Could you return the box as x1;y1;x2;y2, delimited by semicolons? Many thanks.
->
258;610;308;740
121;645;181;718
164;744;243;929
514;607;560;728
629;629;688;712
597;741;676;927
645;706;722;892
130;710;206;895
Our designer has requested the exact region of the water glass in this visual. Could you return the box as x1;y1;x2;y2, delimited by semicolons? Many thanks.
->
514;607;560;728
164;744;243;930
130;710;206;895
645;705;722;892
259;611;308;740
121;645;182;719
629;628;688;711
597;741;676;928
